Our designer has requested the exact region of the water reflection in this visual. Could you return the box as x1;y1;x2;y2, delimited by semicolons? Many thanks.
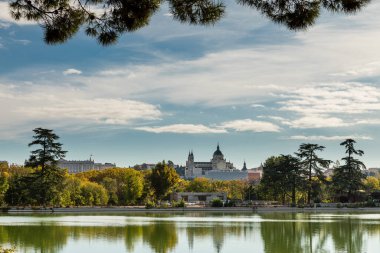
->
0;213;379;253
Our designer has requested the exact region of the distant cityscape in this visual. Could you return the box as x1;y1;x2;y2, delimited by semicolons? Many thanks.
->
49;144;264;183
3;144;379;183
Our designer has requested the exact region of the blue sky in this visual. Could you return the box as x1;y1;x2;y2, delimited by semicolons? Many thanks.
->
1;1;380;168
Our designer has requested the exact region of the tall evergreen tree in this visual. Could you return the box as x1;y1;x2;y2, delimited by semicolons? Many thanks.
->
25;128;66;171
25;128;67;206
332;139;366;202
295;143;331;204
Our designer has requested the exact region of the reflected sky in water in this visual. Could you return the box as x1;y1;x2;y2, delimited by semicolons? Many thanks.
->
1;212;380;253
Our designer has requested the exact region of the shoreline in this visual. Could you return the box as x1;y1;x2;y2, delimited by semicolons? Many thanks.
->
3;206;380;214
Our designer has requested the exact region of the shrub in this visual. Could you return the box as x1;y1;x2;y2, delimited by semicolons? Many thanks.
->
365;199;376;207
145;200;156;209
211;198;223;207
172;199;186;208
224;200;236;207
160;202;170;208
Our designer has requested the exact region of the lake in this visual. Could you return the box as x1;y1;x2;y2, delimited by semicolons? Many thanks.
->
1;212;380;253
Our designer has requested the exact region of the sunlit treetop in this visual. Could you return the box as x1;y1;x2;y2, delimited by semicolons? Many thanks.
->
8;0;371;46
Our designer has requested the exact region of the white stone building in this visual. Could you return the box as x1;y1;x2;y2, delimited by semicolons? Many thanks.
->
185;144;239;179
57;158;116;173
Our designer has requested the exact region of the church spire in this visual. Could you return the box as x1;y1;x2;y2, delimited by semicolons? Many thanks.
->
242;160;247;171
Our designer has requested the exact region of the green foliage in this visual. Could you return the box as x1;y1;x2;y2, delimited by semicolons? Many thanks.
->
0;162;9;173
4;175;31;206
4;166;66;206
260;155;307;205
30;166;67;206
211;198;223;207
363;176;380;193
185;178;248;201
172;199;185;208
150;161;180;200
145;199;156;209
60;176;83;206
25;128;66;171
332;139;366;202
187;177;213;192
80;180;109;206
0;173;9;206
7;0;370;45
77;168;144;205
295;143;331;204
170;0;225;25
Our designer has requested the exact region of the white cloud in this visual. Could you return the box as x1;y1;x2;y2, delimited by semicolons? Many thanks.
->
0;83;162;138
63;68;82;75
251;104;265;108
136;124;227;134
288;135;373;141
279;83;380;115
275;83;380;129
13;39;31;45
135;118;281;134
0;3;35;26
220;119;281;132
286;115;349;129
17;98;161;125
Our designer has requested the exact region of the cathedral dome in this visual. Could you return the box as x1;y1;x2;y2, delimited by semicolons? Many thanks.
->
213;144;223;156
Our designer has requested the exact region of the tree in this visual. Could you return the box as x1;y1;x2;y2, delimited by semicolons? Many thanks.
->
295;143;331;204
260;155;306;205
77;168;144;205
0;161;9;173
25;128;66;171
0;172;10;206
363;176;380;194
25;128;67;206
150;161;180;200
186;177;213;192
8;0;370;45
80;180;109;206
332;139;366;202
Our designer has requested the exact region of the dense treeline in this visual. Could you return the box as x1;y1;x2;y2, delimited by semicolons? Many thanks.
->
1;128;380;208
0;163;249;207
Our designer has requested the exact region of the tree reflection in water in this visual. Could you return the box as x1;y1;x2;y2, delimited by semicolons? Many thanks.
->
0;213;379;253
259;213;369;253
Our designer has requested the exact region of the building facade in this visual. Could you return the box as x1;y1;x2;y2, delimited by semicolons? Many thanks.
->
57;159;116;173
185;144;248;180
172;192;227;203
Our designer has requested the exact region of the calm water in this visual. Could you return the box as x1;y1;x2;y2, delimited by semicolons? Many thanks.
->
1;212;380;253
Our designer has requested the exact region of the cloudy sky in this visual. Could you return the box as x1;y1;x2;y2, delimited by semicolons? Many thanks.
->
1;1;380;168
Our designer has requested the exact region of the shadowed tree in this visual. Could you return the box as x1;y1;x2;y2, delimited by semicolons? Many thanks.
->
25;128;66;172
7;0;371;45
332;139;366;202
260;155;306;205
150;161;180;200
295;143;331;205
24;128;67;206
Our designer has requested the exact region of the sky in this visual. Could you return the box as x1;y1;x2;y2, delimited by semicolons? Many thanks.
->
1;1;380;168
